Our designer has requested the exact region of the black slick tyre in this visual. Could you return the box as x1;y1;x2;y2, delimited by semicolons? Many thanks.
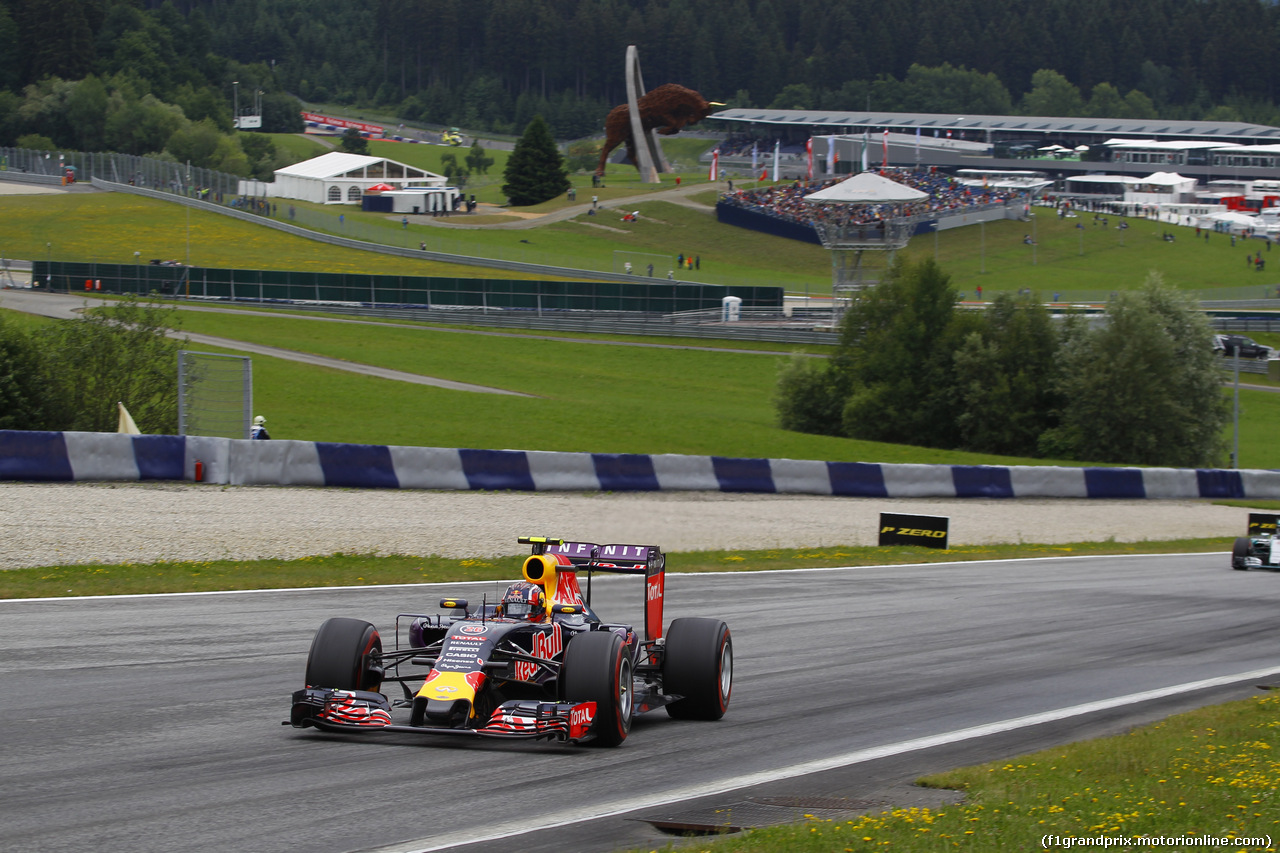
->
562;630;633;746
1232;537;1253;571
305;617;383;692
663;617;732;720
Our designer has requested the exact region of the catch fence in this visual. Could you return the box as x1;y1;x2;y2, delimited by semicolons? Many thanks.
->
33;260;784;315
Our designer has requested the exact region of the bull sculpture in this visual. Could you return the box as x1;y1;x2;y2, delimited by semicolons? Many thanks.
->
596;84;722;176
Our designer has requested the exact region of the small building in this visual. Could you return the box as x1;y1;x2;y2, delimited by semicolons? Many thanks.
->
1061;174;1138;201
1127;171;1198;205
362;187;459;214
271;152;446;205
1102;138;1225;167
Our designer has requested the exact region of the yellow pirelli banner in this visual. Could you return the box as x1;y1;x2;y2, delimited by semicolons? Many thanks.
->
878;512;949;549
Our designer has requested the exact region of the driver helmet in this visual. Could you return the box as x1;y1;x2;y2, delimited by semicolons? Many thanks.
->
501;581;545;622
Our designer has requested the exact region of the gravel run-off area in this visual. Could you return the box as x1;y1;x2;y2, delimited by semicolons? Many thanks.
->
0;482;1243;570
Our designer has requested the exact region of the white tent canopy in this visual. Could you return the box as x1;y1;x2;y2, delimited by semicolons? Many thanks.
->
271;152;447;204
1140;171;1192;186
804;172;928;204
1202;211;1260;225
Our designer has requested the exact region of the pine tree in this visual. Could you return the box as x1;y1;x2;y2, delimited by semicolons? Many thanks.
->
502;115;569;207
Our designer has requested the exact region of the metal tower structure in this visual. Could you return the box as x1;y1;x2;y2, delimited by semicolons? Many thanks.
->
804;172;927;313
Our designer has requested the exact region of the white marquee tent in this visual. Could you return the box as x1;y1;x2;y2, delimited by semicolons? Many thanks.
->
271;152;446;205
803;171;928;204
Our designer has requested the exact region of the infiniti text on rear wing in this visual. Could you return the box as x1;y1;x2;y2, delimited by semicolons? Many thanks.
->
521;537;665;641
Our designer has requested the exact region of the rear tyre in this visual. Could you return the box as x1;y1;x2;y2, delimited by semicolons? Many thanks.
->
305;617;383;692
1232;537;1253;571
562;630;632;746
663;618;732;720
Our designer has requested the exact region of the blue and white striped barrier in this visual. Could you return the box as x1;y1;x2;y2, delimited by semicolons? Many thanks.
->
2;430;1278;499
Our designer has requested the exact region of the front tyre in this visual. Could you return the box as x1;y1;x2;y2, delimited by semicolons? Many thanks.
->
1232;537;1253;571
562;630;633;746
663;618;732;720
305;617;384;692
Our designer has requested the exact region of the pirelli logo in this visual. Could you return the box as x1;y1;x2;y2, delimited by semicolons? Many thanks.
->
1248;513;1279;535
879;512;950;549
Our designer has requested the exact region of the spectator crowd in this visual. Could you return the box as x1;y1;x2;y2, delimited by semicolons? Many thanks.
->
718;168;1022;230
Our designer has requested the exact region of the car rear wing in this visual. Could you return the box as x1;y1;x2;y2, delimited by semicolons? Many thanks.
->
520;537;665;642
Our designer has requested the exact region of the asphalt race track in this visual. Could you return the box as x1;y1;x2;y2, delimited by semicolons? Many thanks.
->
3;553;1278;853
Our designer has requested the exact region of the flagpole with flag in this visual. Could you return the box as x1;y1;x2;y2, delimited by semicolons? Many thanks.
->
709;147;719;182
882;129;889;170
861;131;869;172
772;139;780;182
805;138;813;181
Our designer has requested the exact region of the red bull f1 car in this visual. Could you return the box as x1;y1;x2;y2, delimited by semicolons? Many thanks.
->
1232;513;1280;571
288;537;732;746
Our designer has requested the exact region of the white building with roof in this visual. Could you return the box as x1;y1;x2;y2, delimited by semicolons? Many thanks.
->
270;152;447;204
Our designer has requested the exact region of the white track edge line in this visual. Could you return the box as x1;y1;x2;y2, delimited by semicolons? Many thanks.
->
0;551;1226;603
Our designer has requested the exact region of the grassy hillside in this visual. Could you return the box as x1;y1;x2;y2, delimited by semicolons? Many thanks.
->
263;133;331;162
900;211;1280;297
7;171;1280;296
0;193;557;279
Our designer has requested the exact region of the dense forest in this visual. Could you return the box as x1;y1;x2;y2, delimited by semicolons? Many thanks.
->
4;0;1280;175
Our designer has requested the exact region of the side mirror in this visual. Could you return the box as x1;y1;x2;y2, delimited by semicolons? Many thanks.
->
439;598;469;612
550;603;582;615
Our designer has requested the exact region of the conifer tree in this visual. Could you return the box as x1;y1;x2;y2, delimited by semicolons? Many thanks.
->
502;115;569;207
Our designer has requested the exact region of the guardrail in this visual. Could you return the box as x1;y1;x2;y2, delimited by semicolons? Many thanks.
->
258;301;840;345
1217;357;1272;375
1208;314;1280;332
0;171;63;186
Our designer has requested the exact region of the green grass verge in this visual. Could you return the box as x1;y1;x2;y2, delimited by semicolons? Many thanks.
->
1216;499;1280;511
0;538;1235;600
657;691;1280;853
138;307;1280;470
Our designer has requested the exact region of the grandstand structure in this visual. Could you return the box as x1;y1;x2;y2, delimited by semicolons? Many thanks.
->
707;109;1280;183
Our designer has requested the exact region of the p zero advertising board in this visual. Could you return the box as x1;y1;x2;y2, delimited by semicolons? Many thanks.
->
878;512;950;549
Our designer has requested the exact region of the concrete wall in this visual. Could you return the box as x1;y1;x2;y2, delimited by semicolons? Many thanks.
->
3;430;1277;499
